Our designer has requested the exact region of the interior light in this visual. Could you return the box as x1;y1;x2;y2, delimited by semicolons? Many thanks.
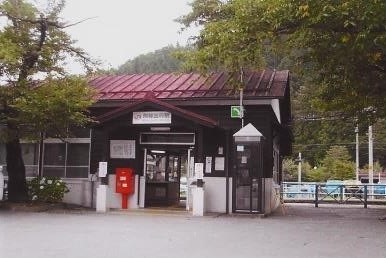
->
151;150;166;154
150;127;170;131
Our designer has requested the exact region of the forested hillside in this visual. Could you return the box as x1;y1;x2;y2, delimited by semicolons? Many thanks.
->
111;45;184;74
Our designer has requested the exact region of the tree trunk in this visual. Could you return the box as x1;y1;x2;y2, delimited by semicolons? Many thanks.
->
6;136;28;202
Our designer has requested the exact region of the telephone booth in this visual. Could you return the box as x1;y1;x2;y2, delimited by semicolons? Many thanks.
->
233;123;264;213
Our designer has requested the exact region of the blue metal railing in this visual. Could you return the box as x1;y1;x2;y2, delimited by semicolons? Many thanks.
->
281;182;386;208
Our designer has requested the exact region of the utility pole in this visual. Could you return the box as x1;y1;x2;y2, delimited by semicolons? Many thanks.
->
355;126;359;182
240;68;244;128
298;152;302;184
368;125;374;198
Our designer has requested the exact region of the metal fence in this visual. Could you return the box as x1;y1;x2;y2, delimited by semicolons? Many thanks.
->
281;182;386;208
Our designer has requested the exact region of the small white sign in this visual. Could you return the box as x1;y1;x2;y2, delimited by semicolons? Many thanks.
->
215;157;225;171
205;157;212;173
110;140;135;159
195;163;204;179
189;157;195;177
98;162;108;177
132;111;171;124
241;156;247;164
237;145;244;152
218;147;223;155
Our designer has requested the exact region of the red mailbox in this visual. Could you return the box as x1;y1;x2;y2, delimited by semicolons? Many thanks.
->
116;168;134;209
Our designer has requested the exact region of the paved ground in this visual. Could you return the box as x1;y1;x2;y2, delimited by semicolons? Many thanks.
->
1;203;386;258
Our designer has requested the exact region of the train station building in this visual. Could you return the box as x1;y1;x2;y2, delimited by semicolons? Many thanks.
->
1;70;292;215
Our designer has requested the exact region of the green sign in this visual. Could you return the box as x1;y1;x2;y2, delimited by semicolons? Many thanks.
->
231;106;243;118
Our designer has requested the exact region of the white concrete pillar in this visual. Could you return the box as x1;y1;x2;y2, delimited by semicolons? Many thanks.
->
192;187;205;216
96;185;109;213
0;166;4;201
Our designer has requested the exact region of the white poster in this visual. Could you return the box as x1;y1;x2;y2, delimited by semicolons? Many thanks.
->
215;157;225;171
205;157;212;173
98;162;108;177
195;163;204;179
110;140;135;159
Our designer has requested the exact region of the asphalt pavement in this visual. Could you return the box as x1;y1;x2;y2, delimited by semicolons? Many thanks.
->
1;203;386;258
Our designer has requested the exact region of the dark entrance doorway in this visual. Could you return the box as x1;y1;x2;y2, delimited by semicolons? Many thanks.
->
144;149;188;207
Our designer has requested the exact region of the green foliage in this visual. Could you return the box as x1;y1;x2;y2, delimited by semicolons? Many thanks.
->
181;0;386;168
306;167;329;182
286;146;355;182
10;76;96;140
282;158;312;182
180;0;386;120
113;45;185;74
321;145;355;181
0;0;97;141
27;177;69;203
0;0;96;201
282;158;297;181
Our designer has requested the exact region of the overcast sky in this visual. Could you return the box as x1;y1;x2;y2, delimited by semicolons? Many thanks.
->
61;0;197;73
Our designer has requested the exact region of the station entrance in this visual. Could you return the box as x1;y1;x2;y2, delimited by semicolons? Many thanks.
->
144;149;189;208
141;132;194;208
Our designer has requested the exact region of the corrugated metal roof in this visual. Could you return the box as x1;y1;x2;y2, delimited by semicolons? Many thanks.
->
89;70;289;101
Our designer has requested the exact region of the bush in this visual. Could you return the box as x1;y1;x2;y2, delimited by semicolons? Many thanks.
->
28;177;69;203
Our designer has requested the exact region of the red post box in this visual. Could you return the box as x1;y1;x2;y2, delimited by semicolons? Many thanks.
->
116;168;134;209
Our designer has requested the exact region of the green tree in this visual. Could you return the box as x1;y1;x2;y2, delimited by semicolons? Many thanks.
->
282;158;312;182
306;167;328;182
282;158;297;181
112;45;185;74
322;146;355;180
180;0;386;169
179;0;386;120
0;0;96;201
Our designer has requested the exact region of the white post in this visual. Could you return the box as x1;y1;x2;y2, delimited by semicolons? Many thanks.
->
298;152;302;197
369;125;374;199
298;152;302;184
355;126;359;182
240;88;244;128
186;148;191;211
240;67;244;128
0;166;4;201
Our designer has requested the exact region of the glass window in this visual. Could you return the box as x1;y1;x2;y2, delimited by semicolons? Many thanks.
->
0;129;91;179
43;141;90;178
44;143;66;166
67;143;89;166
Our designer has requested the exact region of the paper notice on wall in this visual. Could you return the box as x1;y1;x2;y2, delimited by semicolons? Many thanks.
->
110;140;135;159
205;157;212;173
195;163;204;179
98;162;108;177
215;157;225;171
237;145;244;152
241;156;247;164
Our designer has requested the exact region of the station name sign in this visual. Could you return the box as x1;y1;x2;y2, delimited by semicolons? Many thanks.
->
132;111;172;124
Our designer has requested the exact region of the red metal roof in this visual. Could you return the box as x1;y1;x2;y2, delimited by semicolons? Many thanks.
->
89;70;289;101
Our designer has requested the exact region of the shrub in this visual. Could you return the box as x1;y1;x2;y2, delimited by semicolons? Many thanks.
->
28;177;69;203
